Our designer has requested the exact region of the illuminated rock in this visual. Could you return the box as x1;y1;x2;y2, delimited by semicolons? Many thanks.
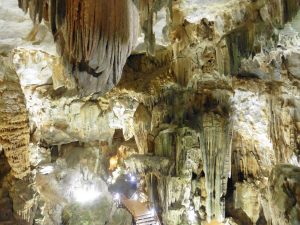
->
0;0;300;225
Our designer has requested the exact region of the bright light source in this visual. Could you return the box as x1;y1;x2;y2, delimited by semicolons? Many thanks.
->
289;154;300;166
150;208;155;216
39;165;54;174
129;174;136;182
132;193;138;200
107;176;113;184
73;185;100;203
114;193;120;200
188;209;197;223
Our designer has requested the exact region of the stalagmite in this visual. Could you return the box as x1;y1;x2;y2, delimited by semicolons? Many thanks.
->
0;58;30;179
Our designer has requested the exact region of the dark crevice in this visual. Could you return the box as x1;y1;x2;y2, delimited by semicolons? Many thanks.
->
50;145;59;163
256;208;267;225
225;178;252;225
78;61;104;78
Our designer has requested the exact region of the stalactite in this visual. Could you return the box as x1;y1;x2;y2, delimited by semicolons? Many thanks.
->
199;112;232;222
138;0;156;55
269;96;296;163
172;48;191;86
18;0;139;96
136;0;172;56
231;133;261;181
269;0;300;28
154;130;176;158
133;104;152;154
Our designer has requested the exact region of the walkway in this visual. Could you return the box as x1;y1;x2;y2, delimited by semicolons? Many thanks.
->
120;196;161;225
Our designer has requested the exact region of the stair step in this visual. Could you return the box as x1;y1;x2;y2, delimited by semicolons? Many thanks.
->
120;196;161;225
136;214;154;220
136;217;156;223
136;221;158;225
136;212;154;218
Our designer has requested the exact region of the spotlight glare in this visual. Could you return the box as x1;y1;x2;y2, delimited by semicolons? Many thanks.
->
132;193;138;200
130;175;136;182
188;209;197;223
114;193;120;200
73;186;100;203
150;208;155;216
40;165;54;174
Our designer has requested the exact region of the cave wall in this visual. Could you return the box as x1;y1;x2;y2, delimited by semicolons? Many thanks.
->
0;0;299;225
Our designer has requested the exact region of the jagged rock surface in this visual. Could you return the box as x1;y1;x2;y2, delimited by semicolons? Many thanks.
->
0;0;300;225
18;0;139;96
0;58;30;179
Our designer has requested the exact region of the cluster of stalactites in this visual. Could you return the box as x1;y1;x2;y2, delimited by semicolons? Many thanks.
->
135;0;172;56
199;112;232;222
18;0;139;96
269;96;297;163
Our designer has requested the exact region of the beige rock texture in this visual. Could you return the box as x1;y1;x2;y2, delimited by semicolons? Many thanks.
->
0;0;299;225
0;58;30;179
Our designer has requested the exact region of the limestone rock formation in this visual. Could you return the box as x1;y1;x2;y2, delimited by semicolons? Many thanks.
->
18;0;139;96
0;58;30;179
0;0;300;225
268;164;300;225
